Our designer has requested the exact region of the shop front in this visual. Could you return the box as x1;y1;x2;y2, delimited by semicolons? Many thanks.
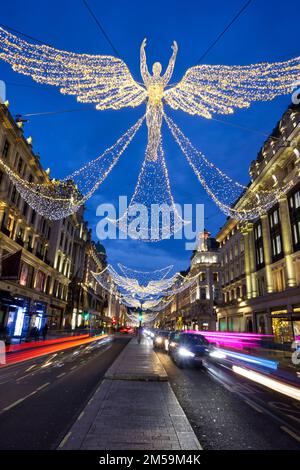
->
271;307;300;344
0;290;30;338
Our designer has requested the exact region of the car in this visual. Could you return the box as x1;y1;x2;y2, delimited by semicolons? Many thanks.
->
153;331;171;350
169;332;210;368
165;331;180;353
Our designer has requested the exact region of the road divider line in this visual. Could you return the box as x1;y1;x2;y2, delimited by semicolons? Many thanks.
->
57;372;66;378
280;426;300;443
244;399;263;413
2;390;37;412
36;382;50;391
58;431;72;449
77;410;85;421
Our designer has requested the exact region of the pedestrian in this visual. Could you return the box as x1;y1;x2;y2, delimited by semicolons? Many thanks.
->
42;323;48;341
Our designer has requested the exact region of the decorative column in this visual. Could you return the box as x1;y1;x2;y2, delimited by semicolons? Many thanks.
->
261;213;274;293
248;223;258;298
279;196;296;287
241;225;252;299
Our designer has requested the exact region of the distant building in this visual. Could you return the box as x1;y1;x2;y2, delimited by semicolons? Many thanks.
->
158;230;222;331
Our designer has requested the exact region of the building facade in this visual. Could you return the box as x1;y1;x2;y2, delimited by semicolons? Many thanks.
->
0;102;120;339
158;231;222;331
216;104;300;344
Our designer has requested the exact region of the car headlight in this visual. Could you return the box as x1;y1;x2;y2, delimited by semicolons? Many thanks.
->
178;347;195;358
155;337;163;344
209;350;227;359
170;341;176;348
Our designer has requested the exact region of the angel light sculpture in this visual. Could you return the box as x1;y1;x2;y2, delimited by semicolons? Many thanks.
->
0;26;299;224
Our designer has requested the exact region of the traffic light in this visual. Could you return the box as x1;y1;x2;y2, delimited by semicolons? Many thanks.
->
138;309;143;322
83;312;90;320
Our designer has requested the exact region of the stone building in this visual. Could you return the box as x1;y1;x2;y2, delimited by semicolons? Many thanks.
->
0;102;118;338
216;104;300;343
158;231;222;331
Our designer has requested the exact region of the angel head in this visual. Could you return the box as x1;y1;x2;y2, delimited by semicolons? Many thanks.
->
152;62;162;77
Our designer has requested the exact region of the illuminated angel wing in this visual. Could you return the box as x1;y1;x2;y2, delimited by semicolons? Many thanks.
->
164;58;300;118
0;27;147;110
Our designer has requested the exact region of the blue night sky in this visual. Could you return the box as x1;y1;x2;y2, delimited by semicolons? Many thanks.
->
0;0;299;273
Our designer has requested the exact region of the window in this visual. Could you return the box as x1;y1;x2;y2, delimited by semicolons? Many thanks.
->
10;186;18;204
2;139;10;158
269;206;283;262
254;221;264;269
35;271;46;291
200;287;206;300
289;185;300;252
17;157;23;174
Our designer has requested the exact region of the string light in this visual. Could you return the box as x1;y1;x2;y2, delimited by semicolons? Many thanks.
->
0;115;144;219
0;26;299;224
164;59;300;118
110;135;187;241
92;264;200;303
164;112;294;220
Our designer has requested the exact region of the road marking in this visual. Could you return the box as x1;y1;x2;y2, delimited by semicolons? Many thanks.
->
287;414;300;424
77;410;85;421
17;374;30;382
58;431;72;449
36;382;50;391
70;366;77;370
244;400;263;413
57;372;66;378
280;426;300;443
2;390;37;412
25;365;36;372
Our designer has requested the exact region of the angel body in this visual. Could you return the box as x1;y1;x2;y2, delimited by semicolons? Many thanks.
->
140;38;177;161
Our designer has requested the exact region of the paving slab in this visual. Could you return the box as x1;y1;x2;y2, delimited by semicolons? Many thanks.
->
60;338;202;450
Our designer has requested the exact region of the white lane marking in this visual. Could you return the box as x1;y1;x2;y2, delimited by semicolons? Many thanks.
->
36;382;50;391
1;390;37;412
70;366;77;370
16;374;31;382
57;372;66;378
58;431;72;449
77;410;84;421
287;414;300;424
281;426;300;443
25;365;36;372
244;400;263;413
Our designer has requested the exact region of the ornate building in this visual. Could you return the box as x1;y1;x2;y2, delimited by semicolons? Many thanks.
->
157;231;222;331
216;104;300;343
0;102;120;339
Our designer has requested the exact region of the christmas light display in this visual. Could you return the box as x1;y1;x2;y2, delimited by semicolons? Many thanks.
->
92;263;199;304
110;135;187;240
164;112;294;220
0;115;144;219
0;26;299;223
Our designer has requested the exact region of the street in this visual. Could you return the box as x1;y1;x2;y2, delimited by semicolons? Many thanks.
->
157;351;300;450
0;336;130;450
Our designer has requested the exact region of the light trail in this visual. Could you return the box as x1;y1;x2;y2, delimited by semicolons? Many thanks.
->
2;334;109;367
232;365;300;402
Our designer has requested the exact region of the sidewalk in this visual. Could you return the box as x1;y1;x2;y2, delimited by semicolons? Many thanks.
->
60;338;201;450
